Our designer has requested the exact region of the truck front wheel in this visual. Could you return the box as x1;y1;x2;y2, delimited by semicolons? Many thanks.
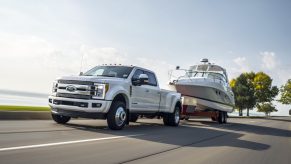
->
51;114;71;124
107;101;127;130
163;106;180;126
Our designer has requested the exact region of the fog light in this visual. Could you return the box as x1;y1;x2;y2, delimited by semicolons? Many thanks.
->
92;103;102;108
79;103;88;108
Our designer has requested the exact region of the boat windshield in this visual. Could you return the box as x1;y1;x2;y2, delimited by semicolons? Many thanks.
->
186;64;229;81
187;71;226;82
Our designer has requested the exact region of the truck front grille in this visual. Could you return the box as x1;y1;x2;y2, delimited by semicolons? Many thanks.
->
56;93;91;100
55;80;95;100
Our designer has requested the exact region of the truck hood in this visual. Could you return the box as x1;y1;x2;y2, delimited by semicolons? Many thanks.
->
57;75;127;84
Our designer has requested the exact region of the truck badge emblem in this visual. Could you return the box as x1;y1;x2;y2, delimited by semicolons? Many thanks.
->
66;85;76;92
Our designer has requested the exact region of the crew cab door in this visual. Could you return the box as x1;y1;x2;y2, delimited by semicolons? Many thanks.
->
130;69;160;112
143;71;160;112
130;69;147;111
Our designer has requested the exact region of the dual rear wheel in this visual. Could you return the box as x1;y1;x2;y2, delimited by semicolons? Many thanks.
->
163;106;181;126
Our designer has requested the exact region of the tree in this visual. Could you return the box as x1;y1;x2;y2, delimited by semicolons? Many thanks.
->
230;72;256;116
253;72;279;115
278;79;291;105
244;72;257;116
257;102;277;116
253;72;279;103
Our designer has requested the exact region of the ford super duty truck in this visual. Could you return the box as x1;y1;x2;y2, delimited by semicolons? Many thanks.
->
48;65;182;130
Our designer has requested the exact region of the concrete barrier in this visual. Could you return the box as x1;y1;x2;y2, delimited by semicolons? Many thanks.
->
0;111;51;120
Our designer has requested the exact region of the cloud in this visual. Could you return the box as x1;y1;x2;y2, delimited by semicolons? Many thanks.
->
258;51;291;85
260;51;277;70
227;56;251;80
135;58;175;89
0;32;175;92
0;33;54;58
80;45;128;71
233;57;251;72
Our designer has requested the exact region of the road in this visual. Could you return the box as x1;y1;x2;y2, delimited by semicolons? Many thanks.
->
0;117;290;164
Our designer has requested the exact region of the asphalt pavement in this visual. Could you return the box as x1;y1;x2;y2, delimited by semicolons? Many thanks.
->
0;117;290;164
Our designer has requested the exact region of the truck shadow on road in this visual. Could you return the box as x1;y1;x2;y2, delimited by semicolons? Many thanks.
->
63;119;272;151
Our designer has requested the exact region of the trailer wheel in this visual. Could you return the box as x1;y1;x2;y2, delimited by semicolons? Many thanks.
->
51;114;71;124
217;111;224;124
107;101;127;130
129;114;139;122
222;112;227;123
163;106;180;126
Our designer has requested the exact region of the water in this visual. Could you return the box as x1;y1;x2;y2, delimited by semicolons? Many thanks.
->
0;90;49;107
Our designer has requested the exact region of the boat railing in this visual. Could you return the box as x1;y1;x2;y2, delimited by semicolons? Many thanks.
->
169;69;227;86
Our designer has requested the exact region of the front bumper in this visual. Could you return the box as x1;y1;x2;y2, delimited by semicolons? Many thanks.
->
48;96;112;116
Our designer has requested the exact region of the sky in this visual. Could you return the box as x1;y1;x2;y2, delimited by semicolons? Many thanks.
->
0;0;290;115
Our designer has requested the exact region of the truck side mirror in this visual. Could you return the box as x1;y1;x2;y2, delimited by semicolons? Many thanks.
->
139;74;149;85
132;78;141;86
176;66;180;70
79;72;84;76
132;74;149;86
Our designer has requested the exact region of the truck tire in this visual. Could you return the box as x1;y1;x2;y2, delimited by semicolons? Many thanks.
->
107;101;127;130
163;106;180;126
51;114;71;124
129;114;139;122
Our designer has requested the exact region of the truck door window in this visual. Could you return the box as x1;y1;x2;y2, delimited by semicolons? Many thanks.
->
145;71;157;86
132;69;143;80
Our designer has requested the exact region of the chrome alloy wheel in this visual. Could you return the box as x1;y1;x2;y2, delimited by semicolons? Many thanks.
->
115;107;126;126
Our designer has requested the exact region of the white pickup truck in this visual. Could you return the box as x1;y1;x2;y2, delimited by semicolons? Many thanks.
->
48;65;182;130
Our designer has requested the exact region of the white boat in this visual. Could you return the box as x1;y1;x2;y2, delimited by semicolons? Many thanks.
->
169;59;235;113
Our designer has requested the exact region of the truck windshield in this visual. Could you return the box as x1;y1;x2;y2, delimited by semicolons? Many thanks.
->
83;66;133;78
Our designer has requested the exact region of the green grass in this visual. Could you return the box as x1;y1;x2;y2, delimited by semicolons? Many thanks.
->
0;105;50;111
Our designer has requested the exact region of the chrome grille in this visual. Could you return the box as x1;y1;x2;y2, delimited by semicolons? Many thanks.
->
56;81;95;100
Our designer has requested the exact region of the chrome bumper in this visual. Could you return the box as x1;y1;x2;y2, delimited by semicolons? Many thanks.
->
48;96;112;113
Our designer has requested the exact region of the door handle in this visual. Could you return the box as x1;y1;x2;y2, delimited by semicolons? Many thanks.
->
145;89;150;92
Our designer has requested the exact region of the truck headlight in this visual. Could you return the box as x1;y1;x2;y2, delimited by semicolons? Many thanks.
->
92;83;109;99
52;81;58;93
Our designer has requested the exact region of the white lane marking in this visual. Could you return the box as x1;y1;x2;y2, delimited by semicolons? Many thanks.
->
0;134;142;152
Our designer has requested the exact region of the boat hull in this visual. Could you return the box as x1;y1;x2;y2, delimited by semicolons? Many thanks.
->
170;83;234;113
